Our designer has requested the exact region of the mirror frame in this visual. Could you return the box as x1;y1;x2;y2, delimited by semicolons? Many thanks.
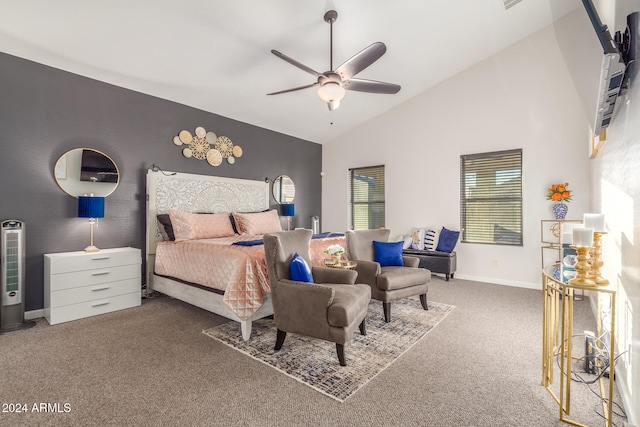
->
272;174;295;204
54;148;120;198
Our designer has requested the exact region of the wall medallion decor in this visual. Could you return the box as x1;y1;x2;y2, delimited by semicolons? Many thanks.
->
172;127;243;167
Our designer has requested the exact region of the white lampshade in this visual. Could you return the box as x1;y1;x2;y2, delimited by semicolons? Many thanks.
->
317;82;345;104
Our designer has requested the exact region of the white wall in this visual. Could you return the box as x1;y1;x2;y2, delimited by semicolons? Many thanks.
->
586;1;640;422
322;24;590;288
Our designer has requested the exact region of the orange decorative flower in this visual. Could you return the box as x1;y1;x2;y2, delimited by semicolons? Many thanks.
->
547;182;572;202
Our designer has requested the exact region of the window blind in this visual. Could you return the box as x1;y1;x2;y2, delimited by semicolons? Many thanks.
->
349;165;385;230
460;149;522;246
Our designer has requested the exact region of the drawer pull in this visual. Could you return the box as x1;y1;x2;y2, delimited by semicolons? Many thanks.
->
91;301;110;307
91;286;110;292
91;256;111;261
91;271;110;276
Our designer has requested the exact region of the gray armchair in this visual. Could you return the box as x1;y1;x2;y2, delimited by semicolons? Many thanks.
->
345;229;430;322
263;229;371;366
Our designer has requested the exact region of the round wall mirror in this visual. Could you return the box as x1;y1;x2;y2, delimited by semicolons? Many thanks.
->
272;175;295;204
54;148;120;197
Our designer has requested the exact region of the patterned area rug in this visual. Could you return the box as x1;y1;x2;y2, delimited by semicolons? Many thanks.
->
203;298;455;402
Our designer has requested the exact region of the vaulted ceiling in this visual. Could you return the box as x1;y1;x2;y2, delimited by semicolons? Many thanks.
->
0;0;579;143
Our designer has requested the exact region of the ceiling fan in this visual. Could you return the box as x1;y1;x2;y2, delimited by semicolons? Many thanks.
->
267;10;401;111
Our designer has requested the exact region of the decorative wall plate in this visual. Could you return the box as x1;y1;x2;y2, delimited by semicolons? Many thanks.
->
189;136;210;160
206;149;222;166
179;130;193;144
215;136;233;158
173;127;242;167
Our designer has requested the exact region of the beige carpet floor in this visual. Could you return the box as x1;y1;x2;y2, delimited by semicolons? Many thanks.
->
0;277;629;426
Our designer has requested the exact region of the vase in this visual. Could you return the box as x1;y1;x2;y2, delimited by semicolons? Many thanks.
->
552;202;568;220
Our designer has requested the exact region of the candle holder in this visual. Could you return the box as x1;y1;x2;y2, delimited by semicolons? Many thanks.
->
588;231;609;286
568;245;596;287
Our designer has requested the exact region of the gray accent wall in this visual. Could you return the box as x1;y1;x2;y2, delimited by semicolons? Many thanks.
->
0;52;322;312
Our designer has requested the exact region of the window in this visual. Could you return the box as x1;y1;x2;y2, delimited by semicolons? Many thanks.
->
349;165;385;230
460;149;522;246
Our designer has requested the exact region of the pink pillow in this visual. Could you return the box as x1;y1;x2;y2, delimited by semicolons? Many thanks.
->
168;210;235;241
232;210;282;235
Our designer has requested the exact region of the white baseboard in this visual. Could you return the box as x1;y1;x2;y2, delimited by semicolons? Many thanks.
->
25;309;44;320
453;274;541;290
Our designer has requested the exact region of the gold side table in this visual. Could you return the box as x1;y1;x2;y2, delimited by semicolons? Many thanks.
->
542;265;617;427
323;259;357;270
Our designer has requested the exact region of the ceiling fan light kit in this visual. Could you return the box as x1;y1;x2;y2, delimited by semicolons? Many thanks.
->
317;81;345;103
268;9;400;111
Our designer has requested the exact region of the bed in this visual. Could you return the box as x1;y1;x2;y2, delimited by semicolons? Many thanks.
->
145;169;344;340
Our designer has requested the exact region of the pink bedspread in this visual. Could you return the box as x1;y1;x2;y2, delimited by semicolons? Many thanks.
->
154;234;346;320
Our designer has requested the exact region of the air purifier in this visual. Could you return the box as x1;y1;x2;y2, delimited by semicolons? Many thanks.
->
1;220;35;333
311;216;320;234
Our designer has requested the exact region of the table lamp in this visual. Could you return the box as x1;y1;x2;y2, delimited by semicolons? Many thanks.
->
280;203;294;231
78;195;105;252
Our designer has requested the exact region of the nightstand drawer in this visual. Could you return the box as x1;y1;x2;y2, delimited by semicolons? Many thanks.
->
49;278;140;307
44;247;142;325
46;248;141;274
46;292;141;325
48;264;140;291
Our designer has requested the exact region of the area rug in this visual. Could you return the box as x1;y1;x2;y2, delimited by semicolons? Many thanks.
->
203;297;455;402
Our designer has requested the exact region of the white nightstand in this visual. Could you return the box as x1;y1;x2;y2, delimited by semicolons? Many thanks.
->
44;247;141;325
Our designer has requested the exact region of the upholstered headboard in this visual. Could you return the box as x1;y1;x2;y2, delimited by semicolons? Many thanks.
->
145;169;269;281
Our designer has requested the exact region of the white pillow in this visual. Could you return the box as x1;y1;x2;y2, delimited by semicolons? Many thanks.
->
410;228;425;250
402;236;413;249
424;229;439;251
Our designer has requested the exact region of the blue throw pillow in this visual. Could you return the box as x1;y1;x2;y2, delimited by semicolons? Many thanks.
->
373;241;404;267
289;252;314;283
435;227;460;253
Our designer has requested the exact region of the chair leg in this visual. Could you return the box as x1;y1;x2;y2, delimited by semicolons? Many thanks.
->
382;302;391;323
336;343;346;366
275;329;287;350
359;318;367;335
420;293;429;310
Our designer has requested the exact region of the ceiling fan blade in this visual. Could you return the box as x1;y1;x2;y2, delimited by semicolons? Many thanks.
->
335;42;387;79
271;50;321;77
343;78;401;94
267;82;319;96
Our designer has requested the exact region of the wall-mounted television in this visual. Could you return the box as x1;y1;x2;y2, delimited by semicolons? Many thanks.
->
80;149;118;183
552;0;637;137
